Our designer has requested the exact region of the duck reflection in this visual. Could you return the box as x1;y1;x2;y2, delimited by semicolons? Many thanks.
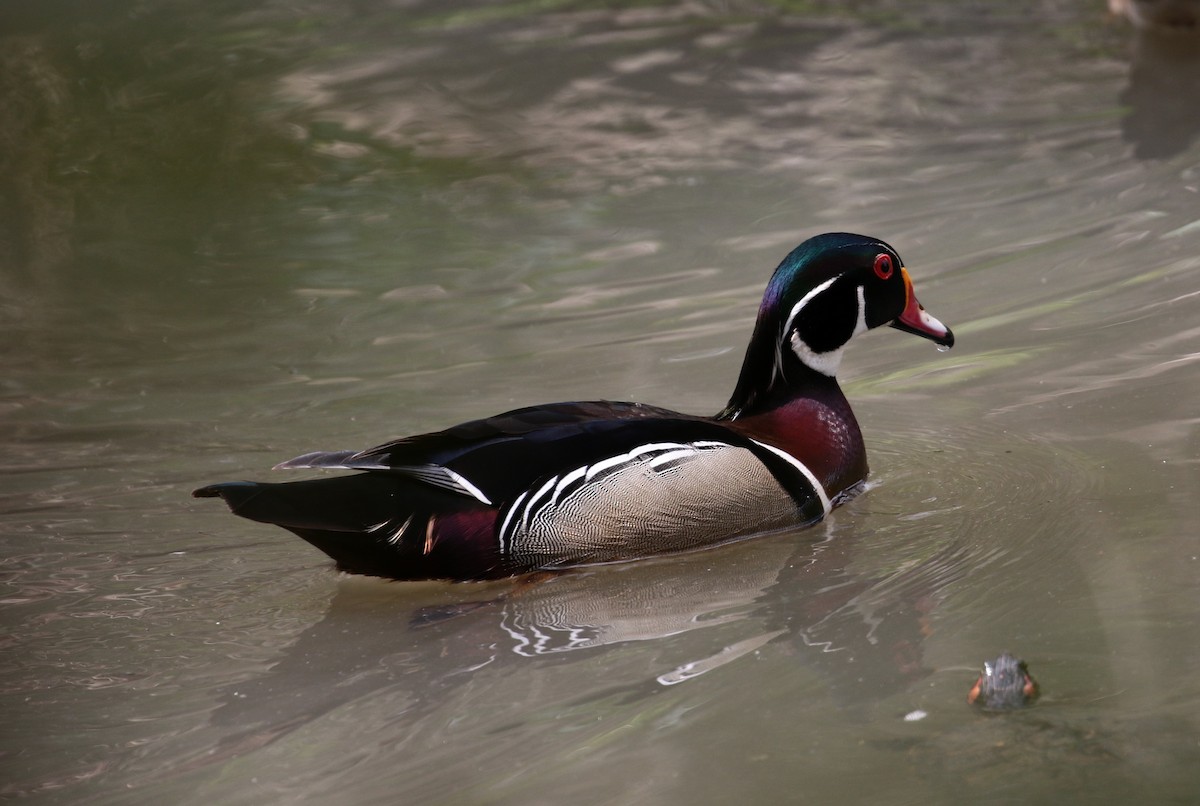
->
1112;1;1200;159
1111;0;1200;33
188;522;958;769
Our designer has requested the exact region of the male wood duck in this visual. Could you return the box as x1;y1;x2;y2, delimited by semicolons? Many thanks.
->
194;232;953;581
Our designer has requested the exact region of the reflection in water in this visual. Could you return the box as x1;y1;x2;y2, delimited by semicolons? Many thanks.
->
0;36;74;280
170;524;956;789
1118;29;1200;158
1110;0;1200;33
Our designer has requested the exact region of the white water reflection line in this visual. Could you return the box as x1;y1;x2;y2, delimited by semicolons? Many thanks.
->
657;630;785;686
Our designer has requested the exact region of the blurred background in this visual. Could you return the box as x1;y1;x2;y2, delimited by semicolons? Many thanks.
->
2;1;1198;803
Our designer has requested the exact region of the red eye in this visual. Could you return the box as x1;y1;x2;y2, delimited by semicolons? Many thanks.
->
873;253;894;280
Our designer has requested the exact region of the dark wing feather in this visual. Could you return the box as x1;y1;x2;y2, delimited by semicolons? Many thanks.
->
273;450;361;470
273;400;800;506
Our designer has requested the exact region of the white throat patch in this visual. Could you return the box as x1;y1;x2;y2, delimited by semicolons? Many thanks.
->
786;284;867;377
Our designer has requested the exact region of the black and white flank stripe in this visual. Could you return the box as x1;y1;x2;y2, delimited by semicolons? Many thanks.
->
495;439;830;568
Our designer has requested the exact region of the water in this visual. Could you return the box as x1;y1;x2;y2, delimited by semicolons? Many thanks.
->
3;1;1199;802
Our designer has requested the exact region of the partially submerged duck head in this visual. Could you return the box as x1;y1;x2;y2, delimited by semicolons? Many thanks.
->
967;652;1039;711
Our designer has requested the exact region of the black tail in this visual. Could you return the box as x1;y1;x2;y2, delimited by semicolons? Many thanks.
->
193;475;501;580
194;475;399;532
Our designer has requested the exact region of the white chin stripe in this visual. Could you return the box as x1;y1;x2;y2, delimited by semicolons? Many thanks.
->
853;285;868;338
786;285;866;378
790;333;844;377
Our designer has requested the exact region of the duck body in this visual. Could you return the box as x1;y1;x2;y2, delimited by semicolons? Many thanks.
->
195;233;953;581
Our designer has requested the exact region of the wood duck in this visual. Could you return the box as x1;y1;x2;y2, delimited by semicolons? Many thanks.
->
194;232;953;581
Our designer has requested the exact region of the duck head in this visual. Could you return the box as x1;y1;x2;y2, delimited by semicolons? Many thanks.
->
721;232;953;418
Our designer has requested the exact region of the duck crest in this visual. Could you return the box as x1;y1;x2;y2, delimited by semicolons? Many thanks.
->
718;232;897;421
194;232;953;581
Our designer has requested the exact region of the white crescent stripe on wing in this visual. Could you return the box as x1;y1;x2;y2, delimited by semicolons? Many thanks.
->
441;467;493;505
